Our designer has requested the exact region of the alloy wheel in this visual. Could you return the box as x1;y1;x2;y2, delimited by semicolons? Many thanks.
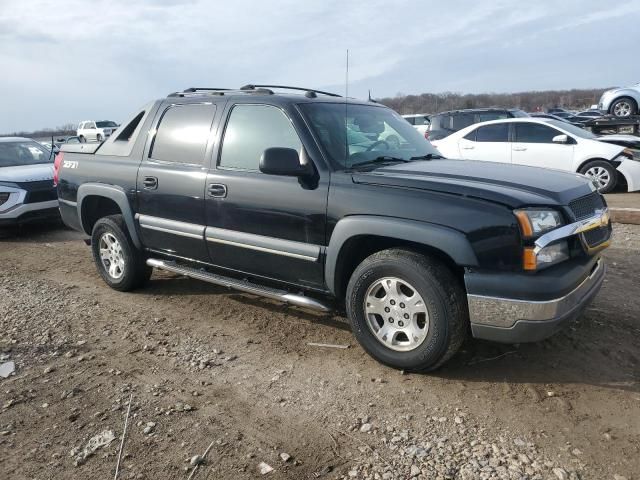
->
364;277;430;352
99;233;125;279
585;166;611;190
613;101;632;117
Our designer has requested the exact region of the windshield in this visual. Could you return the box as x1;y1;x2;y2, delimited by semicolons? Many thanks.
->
96;121;117;128
545;119;597;139
511;109;530;118
299;103;440;169
0;140;52;168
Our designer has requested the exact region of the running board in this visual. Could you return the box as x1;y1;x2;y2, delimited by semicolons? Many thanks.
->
146;258;331;312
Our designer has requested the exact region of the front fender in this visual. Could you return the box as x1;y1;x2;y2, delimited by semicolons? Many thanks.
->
77;183;141;248
324;216;478;295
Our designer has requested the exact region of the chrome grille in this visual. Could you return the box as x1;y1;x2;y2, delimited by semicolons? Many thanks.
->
569;193;605;221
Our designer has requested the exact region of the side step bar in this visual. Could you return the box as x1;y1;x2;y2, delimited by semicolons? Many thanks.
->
146;258;331;313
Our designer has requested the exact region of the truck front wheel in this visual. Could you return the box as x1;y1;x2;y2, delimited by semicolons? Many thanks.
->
91;215;151;291
346;248;467;371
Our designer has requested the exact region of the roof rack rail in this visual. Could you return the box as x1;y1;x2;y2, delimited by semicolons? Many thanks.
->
240;84;341;98
168;86;275;98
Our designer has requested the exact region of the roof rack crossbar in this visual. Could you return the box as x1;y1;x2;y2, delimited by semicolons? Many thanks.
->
240;84;341;98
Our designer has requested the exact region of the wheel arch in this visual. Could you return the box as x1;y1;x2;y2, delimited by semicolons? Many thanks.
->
576;157;613;174
77;183;141;248
325;216;478;299
608;95;639;114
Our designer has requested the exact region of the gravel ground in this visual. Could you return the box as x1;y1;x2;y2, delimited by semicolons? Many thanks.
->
0;222;638;479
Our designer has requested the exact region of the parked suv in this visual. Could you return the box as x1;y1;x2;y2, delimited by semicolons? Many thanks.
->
0;137;59;226
427;108;529;140
77;120;118;143
56;85;610;371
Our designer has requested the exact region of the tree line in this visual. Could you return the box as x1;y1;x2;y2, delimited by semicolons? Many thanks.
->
1;123;76;139
377;88;609;115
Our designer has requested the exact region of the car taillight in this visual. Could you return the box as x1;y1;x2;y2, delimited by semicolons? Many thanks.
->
53;152;63;186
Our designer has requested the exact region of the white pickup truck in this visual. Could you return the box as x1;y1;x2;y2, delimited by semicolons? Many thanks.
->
76;120;118;143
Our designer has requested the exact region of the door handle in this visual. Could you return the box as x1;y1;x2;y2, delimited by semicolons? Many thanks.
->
461;145;475;150
143;176;158;190
513;147;527;151
207;183;227;198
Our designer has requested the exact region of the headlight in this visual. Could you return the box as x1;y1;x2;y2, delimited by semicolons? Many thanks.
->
0;192;9;206
515;209;564;237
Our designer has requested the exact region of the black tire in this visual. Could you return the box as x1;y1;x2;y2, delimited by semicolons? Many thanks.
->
609;97;637;118
79;135;86;143
346;248;467;372
96;134;103;142
578;160;618;194
91;215;151;291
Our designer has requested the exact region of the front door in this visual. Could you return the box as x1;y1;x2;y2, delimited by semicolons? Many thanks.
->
204;103;328;290
136;102;218;263
511;122;574;171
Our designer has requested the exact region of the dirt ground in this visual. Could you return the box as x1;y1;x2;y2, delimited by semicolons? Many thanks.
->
0;221;638;480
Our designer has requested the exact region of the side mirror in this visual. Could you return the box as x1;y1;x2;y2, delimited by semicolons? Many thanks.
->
259;148;312;177
552;134;569;144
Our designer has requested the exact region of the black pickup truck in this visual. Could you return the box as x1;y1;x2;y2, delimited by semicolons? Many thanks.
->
56;85;611;371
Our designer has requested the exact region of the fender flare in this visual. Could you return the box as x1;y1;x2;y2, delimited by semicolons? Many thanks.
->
77;183;141;248
324;215;478;295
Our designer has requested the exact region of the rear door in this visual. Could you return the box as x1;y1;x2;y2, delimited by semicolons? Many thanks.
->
511;122;574;171
457;123;511;163
136;102;220;262
204;102;329;289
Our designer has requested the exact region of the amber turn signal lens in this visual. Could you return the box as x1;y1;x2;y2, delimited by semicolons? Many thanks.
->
515;211;534;237
523;247;537;271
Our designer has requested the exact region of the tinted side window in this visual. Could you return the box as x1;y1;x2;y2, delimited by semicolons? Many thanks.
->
452;113;474;131
476;124;509;142
515;123;558;143
404;117;414;125
477;112;509;122
219;104;302;170
150;104;216;165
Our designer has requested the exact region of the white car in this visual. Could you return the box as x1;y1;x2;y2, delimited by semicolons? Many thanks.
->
403;114;430;136
432;118;640;193
76;120;118;143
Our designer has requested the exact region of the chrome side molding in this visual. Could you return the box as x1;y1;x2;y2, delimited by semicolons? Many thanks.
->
146;258;331;312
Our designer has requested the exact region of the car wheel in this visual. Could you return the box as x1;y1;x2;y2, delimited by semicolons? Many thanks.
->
610;97;637;118
79;135;86;143
96;134;103;142
91;214;151;291
579;160;618;194
346;248;467;372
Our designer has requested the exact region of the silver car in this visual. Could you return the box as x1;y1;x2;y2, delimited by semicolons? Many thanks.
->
599;82;640;118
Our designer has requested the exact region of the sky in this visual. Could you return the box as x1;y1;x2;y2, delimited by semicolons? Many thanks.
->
1;0;639;133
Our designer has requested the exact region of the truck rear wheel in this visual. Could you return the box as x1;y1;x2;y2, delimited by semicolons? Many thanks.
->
91;215;151;291
346;248;467;371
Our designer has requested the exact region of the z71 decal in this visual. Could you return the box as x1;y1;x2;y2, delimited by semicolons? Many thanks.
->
63;160;79;169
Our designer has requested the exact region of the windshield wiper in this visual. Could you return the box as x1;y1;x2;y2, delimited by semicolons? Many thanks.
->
350;156;412;168
410;153;444;160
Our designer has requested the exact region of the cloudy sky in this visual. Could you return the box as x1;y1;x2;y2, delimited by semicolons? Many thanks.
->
1;0;639;133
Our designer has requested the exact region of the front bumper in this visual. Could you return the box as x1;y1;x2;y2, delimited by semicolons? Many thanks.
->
0;185;59;225
466;257;605;343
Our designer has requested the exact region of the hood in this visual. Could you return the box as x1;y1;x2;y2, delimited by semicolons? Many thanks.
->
0;163;54;184
596;134;640;149
352;159;595;208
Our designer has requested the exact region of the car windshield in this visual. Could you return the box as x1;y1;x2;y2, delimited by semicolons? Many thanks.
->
96;121;117;128
0;140;52;167
299;103;440;169
511;110;530;118
545;119;597;139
